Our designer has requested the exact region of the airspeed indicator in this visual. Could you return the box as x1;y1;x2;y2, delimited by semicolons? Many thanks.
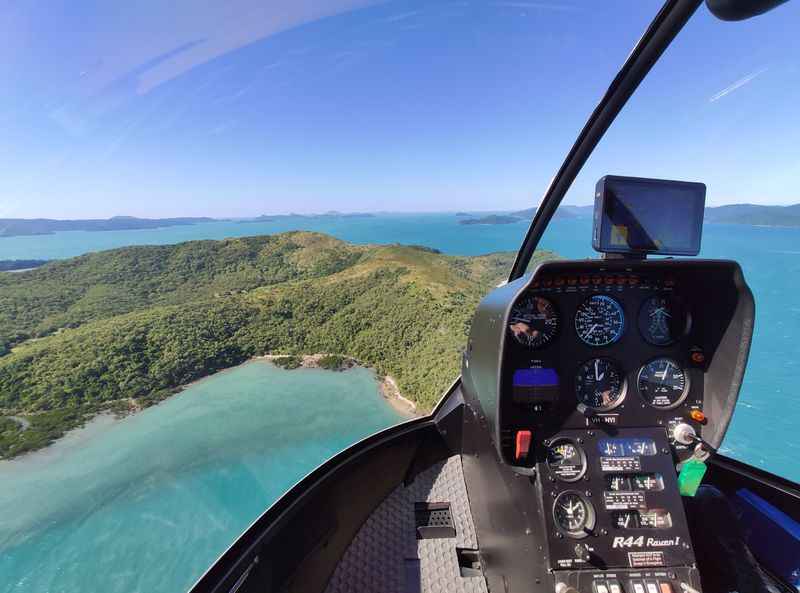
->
575;295;625;346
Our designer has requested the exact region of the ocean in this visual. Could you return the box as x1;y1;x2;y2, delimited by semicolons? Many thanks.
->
1;213;798;593
0;361;400;593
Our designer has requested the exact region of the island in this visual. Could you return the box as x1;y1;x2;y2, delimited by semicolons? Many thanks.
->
0;231;557;458
237;211;376;224
456;205;594;225
238;215;276;223
459;214;520;225
0;259;49;272
0;215;215;237
704;203;800;227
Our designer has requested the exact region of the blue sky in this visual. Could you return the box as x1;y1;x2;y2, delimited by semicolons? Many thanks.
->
0;0;798;219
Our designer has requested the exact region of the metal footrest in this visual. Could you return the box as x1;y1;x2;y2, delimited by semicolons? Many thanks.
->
415;502;455;539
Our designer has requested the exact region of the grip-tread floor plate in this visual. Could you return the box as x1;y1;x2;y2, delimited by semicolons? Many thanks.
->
324;455;486;593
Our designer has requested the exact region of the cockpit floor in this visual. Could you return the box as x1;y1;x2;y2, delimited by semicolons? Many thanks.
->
324;455;487;593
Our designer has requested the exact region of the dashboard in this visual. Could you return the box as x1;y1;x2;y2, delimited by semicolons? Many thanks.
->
461;257;754;590
500;266;708;462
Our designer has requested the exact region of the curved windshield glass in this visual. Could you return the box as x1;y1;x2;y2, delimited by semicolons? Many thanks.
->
0;2;661;593
535;2;800;481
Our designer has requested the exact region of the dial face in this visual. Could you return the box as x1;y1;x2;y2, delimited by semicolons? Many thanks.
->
508;296;559;349
546;439;587;482
553;491;595;538
575;358;626;410
638;296;683;346
637;358;689;409
575;295;625;346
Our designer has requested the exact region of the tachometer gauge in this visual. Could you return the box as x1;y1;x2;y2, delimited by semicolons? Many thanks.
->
637;358;689;409
508;295;559;348
546;439;587;482
575;295;625;346
575;358;626;410
553;491;595;538
638;296;684;346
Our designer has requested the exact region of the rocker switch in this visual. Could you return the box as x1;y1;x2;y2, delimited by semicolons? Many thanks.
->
515;430;532;461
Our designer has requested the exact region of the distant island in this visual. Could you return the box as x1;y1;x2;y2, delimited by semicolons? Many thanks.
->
0;231;557;458
237;211;376;224
238;215;276;223
456;202;800;228
0;216;214;238
511;205;594;219
0;211;384;237
704;203;800;227
460;215;520;225
458;205;594;225
0;259;49;272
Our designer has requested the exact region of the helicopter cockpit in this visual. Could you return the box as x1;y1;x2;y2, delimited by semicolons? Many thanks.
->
459;175;753;593
187;2;800;593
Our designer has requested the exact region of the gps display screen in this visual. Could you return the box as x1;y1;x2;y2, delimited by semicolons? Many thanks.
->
594;177;706;256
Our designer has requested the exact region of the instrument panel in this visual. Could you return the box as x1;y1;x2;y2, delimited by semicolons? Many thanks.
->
478;258;752;577
461;257;751;591
499;266;711;461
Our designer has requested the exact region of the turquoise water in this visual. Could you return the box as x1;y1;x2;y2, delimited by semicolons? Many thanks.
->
0;361;402;593
1;213;799;593
0;214;529;260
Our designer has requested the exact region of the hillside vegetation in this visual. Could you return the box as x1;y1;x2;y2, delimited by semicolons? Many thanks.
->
0;232;557;457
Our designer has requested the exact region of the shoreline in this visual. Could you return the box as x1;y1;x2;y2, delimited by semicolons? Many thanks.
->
258;354;421;418
3;354;421;460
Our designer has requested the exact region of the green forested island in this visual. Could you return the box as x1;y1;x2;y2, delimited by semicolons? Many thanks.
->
0;232;556;458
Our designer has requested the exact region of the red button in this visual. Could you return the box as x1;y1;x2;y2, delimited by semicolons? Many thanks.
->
515;430;532;461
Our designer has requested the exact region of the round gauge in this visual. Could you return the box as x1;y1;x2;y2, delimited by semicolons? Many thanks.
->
553;491;595;538
508;295;559;349
575;358;626;411
546;439;587;482
638;296;685;346
575;295;625;346
637;358;690;409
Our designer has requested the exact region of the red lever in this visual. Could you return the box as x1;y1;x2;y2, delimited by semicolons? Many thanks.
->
515;430;532;461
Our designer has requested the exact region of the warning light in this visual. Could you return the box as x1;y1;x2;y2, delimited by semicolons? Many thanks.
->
689;410;707;424
691;352;705;364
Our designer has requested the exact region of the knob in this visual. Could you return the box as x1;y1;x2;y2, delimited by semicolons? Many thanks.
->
574;543;592;562
556;583;579;593
672;423;697;445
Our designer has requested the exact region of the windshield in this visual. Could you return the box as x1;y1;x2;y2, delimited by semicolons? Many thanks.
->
0;3;662;593
535;1;800;480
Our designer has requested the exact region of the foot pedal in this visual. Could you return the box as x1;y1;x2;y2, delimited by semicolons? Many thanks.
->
456;548;482;577
414;502;455;539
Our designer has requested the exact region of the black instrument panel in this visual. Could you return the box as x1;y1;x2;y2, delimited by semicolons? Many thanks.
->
462;257;751;587
488;259;749;575
499;265;715;463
